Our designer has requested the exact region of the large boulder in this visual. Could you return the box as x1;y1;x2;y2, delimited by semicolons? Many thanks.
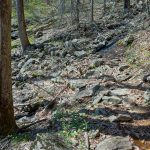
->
95;136;133;150
31;133;72;150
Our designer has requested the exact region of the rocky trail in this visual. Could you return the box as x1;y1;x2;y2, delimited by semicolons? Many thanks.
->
5;9;150;150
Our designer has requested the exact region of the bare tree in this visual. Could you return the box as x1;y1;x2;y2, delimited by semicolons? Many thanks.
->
90;0;94;22
70;0;80;25
58;0;65;23
16;0;30;51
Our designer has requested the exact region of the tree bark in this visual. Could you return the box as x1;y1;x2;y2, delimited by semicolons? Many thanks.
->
90;0;94;22
0;0;17;136
124;0;130;12
16;0;30;51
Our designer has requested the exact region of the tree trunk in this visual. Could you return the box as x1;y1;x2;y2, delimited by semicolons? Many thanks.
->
16;0;30;51
70;0;80;25
90;0;94;22
146;0;150;16
59;0;65;23
0;0;17;136
124;0;130;12
103;0;106;15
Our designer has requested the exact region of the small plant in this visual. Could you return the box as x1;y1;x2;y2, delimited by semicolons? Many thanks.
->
11;133;30;143
52;108;89;146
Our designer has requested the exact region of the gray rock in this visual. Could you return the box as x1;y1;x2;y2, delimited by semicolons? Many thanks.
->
31;133;71;150
93;95;103;104
110;88;130;96
122;35;134;46
89;129;100;138
20;59;36;74
143;74;150;83
109;114;132;122
35;31;43;38
89;59;105;69
69;79;88;89
102;96;122;105
93;91;110;105
116;74;132;82
119;64;129;72
18;60;25;69
75;84;100;100
95;41;106;52
94;108;108;116
17;116;35;124
15;73;28;82
144;89;150;104
95;136;133;150
74;50;87;58
11;30;18;40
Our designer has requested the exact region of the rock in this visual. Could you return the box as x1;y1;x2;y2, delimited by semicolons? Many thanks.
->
64;40;80;52
122;35;134;46
144;89;150;104
15;73;28;82
89;129;100;138
69;79;88;89
20;59;36;74
93;91;110;105
30;133;71;150
22;101;44;113
119;64;130;72
18;60;25;69
110;88;130;96
35;31;43;38
94;108;108;116
60;50;68;58
11;30;18;40
116;73;132;82
137;0;144;10
89;59;105;69
74;50;87;58
94;35;106;43
94;41;106;52
102;96;122;105
17;115;35;124
75;84;100;100
93;95;103;104
109;114;132;122
95;136;133;150
143;74;150;83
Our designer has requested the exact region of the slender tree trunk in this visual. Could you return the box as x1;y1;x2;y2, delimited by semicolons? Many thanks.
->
0;0;17;136
59;0;65;23
70;0;80;25
103;0;106;15
124;0;130;12
90;0;94;22
16;0;30;51
146;0;150;16
76;0;80;25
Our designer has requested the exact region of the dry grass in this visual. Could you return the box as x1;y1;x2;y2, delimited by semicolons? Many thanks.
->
126;31;150;70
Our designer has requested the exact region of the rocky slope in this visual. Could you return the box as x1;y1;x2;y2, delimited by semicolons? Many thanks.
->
1;6;150;150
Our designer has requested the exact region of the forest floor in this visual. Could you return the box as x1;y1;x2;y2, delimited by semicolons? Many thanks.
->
1;5;150;150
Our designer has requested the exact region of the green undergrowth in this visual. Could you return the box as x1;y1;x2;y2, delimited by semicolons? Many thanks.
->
52;107;89;148
11;133;31;144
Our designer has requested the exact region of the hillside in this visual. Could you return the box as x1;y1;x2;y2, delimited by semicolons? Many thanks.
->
0;0;150;150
